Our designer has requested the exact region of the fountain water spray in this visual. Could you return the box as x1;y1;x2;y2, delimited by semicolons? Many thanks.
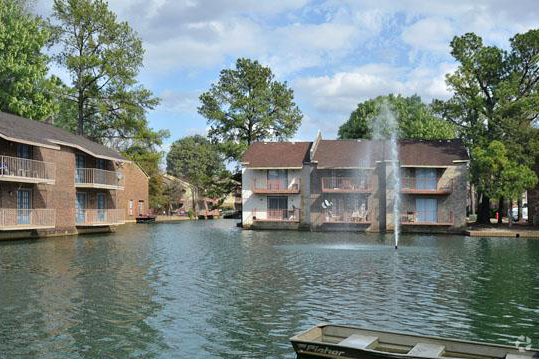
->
370;101;400;249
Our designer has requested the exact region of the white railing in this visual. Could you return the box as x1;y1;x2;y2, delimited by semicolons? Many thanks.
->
252;208;301;222
400;211;453;225
0;155;55;182
323;211;370;224
75;209;125;226
0;209;55;228
75;168;122;187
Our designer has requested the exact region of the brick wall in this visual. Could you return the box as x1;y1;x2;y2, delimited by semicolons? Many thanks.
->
117;162;149;221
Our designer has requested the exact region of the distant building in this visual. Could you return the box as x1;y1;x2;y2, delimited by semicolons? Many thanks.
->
241;133;469;233
0;111;148;239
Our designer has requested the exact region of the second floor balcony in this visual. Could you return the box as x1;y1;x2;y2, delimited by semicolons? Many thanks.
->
0;155;55;184
323;210;371;224
75;168;124;190
252;179;300;194
400;210;453;226
0;209;55;230
400;177;453;195
321;177;372;193
75;209;125;226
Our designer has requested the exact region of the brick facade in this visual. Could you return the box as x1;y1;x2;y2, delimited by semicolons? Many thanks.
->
117;162;149;222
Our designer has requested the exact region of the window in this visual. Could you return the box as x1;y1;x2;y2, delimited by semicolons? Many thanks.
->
129;200;133;216
17;189;32;224
267;196;287;219
138;200;144;216
75;154;85;168
17;144;31;159
416;198;438;222
267;169;287;189
96;159;106;170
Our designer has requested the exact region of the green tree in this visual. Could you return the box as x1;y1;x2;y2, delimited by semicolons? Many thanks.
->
338;94;455;140
433;30;539;223
51;0;162;149
199;58;303;163
166;135;231;211
0;0;57;120
471;141;537;210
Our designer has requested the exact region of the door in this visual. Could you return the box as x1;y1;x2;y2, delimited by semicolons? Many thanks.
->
416;168;437;190
75;154;86;182
97;193;106;222
76;192;87;224
17;189;31;225
416;198;437;222
96;159;107;184
138;200;144;216
267;196;287;219
267;169;287;190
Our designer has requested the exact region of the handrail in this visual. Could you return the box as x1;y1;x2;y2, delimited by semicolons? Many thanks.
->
321;177;371;192
401;177;453;192
0;155;56;181
252;178;300;192
75;208;125;225
323;210;370;223
0;209;55;228
75;168;122;187
252;208;301;222
400;210;453;224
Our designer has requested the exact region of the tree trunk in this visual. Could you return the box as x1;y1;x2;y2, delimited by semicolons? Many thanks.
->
77;90;84;136
476;193;491;224
518;197;522;222
470;184;475;215
509;199;513;228
497;197;504;224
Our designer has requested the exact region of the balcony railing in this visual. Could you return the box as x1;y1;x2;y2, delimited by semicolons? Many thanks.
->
400;177;452;194
400;211;453;225
75;209;125;226
253;208;301;222
323;211;371;224
75;168;123;189
321;177;372;193
0;155;55;184
252;179;300;194
0;209;55;230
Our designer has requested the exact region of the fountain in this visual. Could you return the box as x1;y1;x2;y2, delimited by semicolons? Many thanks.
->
369;101;400;249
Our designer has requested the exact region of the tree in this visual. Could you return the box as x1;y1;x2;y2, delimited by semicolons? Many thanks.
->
471;141;537;222
166;135;230;211
338;94;455;140
433;31;539;223
0;0;57;120
198;58;303;163
51;0;162;149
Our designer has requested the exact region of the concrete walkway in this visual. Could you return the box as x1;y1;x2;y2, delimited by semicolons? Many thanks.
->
465;225;539;238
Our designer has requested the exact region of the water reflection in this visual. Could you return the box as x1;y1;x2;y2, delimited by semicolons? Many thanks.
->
1;221;538;359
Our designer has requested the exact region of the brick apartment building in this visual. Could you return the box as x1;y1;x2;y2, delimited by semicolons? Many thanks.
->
241;133;469;233
0;111;148;240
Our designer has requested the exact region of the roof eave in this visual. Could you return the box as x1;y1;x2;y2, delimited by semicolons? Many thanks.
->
48;139;129;163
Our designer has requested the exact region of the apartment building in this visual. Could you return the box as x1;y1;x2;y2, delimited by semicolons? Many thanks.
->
0;111;148;240
241;133;469;233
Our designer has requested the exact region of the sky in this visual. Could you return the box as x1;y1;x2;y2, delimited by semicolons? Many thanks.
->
34;0;539;151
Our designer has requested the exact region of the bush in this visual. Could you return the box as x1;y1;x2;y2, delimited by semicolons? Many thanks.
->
188;209;196;219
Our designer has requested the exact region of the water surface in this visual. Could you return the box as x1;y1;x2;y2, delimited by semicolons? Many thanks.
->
1;220;538;358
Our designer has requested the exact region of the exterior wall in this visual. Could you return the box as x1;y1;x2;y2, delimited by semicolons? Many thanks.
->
242;168;303;228
117;162;149;222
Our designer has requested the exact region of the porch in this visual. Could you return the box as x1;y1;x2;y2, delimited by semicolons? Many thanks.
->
0;209;55;230
252;208;301;222
400;210;454;226
75;209;125;226
321;177;372;193
400;177;453;195
252;179;300;194
75;168;124;190
0;155;55;184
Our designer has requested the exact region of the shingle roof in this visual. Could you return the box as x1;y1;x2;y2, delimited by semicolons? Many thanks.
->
399;139;469;166
313;140;387;168
0;111;126;161
242;142;312;168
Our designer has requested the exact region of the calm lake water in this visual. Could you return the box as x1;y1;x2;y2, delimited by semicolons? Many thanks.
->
1;220;538;358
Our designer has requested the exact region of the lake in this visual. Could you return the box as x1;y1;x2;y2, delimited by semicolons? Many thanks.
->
1;220;538;358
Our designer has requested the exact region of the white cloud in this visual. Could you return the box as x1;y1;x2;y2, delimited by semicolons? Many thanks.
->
402;18;454;57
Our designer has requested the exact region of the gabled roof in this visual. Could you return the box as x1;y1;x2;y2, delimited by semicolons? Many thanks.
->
241;142;312;168
0;111;126;161
312;139;387;168
399;139;469;166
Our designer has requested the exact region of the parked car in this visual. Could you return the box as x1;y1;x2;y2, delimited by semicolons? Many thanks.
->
512;203;528;221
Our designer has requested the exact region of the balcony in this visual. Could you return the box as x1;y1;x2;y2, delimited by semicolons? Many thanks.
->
400;211;453;226
323;211;371;224
253;208;301;222
400;177;452;195
75;168;124;190
0;155;55;184
252;179;300;194
0;209;55;230
75;209;125;226
321;177;372;193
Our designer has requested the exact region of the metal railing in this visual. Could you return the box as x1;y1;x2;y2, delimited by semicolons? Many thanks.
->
323;210;370;224
75;209;125;225
0;209;55;228
321;177;371;192
0;155;55;182
252;179;300;193
75;168;122;187
400;177;452;193
400;210;453;225
253;208;301;222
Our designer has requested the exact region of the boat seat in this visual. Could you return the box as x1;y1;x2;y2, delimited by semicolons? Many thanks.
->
408;343;445;358
338;334;378;349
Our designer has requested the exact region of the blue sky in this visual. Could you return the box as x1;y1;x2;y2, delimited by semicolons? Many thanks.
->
36;0;539;151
